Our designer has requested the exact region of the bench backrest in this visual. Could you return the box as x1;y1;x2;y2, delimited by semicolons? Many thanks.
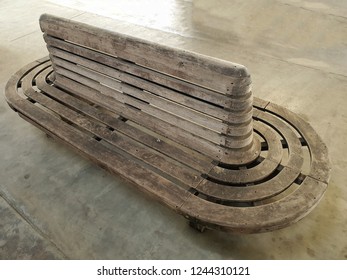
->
40;14;253;161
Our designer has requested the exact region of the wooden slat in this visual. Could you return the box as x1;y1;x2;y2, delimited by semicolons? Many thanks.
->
53;74;224;160
256;111;302;155
44;35;230;108
256;110;303;174
265;103;331;184
19;110;192;209
207;121;283;184
196;110;306;201
44;27;254;149
181;176;327;233
53;65;224;145
46;44;229;118
36;67;215;173
208;158;279;184
40;14;250;94
197;164;302;202
50;55;227;134
51;57;254;146
23;76;203;189
6;61;192;211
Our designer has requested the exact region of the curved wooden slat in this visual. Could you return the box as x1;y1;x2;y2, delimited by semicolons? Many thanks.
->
181;176;327;233
265;103;331;184
207;121;283;184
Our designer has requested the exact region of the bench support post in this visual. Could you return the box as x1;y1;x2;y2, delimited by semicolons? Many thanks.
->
222;73;260;165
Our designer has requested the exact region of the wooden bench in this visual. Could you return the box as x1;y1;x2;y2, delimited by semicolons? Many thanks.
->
5;14;331;233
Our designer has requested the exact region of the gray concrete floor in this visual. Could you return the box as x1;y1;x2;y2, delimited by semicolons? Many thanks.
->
0;0;346;259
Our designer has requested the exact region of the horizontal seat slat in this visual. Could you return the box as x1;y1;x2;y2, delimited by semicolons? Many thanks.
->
54;74;224;160
50;55;227;133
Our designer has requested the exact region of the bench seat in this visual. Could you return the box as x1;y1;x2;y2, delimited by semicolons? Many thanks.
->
5;14;331;233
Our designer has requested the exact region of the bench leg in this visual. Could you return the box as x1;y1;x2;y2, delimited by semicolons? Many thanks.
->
189;220;207;233
46;133;53;139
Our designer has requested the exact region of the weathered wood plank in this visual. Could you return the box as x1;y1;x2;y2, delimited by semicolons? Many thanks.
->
207;121;282;184
256;110;304;175
51;56;253;139
46;44;229;118
180;176;327;233
23;64;206;188
54;74;224;160
50;55;227;133
265;103;331;184
6;63;192;212
53;65;225;145
44;24;255;150
36;68;215;173
40;14;250;94
197;164;302;202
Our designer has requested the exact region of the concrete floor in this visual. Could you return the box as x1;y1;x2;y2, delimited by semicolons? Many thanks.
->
0;0;346;259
